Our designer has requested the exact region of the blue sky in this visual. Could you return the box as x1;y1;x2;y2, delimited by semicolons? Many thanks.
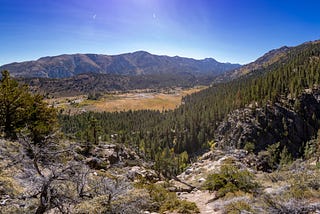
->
1;0;320;65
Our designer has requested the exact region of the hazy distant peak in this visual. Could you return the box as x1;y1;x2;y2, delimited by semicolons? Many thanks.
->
0;51;240;78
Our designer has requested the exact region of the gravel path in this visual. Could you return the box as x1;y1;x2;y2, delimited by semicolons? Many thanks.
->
178;190;220;214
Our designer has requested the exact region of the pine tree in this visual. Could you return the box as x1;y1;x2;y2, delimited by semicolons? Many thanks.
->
0;70;31;138
0;70;57;142
26;94;57;144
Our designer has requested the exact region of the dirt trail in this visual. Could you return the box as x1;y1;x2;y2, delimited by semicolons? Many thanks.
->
178;190;220;214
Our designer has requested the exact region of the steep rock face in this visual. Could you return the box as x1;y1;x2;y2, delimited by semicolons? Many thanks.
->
0;51;241;78
215;88;320;156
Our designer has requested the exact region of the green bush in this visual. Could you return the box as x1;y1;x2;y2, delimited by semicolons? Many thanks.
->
87;92;103;100
257;142;282;171
304;139;318;159
0;172;23;197
139;182;199;213
74;195;111;214
279;146;293;166
285;171;320;200
160;199;199;214
266;142;281;169
244;142;255;153
224;200;253;214
203;164;259;198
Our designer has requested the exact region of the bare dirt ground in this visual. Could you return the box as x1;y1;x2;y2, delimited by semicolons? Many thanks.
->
178;190;219;214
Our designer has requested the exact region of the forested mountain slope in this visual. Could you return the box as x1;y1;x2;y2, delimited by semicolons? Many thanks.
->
215;88;320;159
19;72;213;97
0;71;199;214
60;40;320;175
1;40;320;214
216;40;320;82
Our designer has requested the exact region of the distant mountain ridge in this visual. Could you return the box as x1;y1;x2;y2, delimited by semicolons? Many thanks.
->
0;51;241;78
20;72;214;97
231;46;290;77
214;46;291;82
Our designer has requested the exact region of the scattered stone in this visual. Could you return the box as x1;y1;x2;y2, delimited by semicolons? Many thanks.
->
185;168;193;175
198;177;206;183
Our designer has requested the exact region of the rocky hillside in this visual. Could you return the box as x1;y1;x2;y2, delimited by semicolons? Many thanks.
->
170;147;320;213
0;51;240;78
0;137;202;214
2;40;320;213
215;87;320;158
227;46;290;79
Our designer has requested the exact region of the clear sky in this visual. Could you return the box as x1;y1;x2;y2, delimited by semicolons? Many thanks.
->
1;0;320;65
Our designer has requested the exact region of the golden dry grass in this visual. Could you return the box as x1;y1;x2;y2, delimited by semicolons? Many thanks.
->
47;86;206;113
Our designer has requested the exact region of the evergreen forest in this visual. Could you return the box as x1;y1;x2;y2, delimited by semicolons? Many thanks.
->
59;41;320;176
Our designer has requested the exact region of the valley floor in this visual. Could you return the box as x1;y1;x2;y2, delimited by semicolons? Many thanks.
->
46;86;206;114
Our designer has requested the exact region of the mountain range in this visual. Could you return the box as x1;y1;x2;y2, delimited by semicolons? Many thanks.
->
15;41;319;96
1;40;320;213
0;51;240;78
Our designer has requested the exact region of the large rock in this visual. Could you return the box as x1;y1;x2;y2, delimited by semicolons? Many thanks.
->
84;143;140;169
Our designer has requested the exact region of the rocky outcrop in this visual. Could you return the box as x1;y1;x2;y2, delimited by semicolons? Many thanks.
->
215;88;320;156
84;143;140;170
173;143;320;213
171;149;256;213
172;149;251;189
